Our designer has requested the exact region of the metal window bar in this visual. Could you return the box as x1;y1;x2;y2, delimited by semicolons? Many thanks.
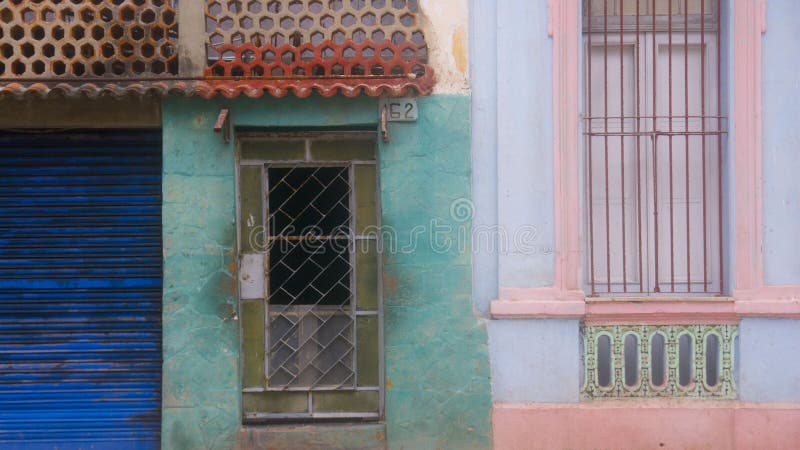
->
583;0;726;296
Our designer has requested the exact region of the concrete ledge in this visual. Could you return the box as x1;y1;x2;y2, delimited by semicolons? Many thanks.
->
237;423;386;450
491;300;585;318
491;296;800;322
493;401;800;450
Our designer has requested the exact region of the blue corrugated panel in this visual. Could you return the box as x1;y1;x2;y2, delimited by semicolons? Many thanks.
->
0;132;162;450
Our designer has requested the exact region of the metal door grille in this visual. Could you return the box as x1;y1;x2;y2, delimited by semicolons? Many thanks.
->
583;0;726;295
238;132;381;422
266;165;355;390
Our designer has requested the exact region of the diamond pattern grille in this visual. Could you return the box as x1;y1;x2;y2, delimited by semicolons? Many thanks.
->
266;166;355;389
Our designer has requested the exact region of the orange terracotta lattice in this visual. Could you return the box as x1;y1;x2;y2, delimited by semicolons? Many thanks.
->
205;0;431;83
0;0;178;78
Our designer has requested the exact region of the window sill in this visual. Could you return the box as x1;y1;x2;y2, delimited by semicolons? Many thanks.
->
238;422;386;450
491;290;800;322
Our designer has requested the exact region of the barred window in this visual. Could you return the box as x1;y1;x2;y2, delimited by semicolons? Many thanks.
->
237;132;381;422
583;0;727;295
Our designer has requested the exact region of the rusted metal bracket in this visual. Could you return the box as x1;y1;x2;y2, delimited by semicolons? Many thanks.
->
380;105;389;142
214;108;231;143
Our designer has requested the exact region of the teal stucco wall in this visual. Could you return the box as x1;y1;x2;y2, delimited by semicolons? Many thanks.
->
161;95;491;449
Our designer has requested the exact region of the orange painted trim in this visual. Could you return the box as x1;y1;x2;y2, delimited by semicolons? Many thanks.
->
494;401;800;450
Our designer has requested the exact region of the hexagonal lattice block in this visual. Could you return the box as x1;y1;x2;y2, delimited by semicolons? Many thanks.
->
204;0;429;79
0;1;179;77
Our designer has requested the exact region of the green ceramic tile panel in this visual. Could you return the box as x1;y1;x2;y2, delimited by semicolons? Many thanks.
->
238;166;263;253
354;164;378;235
355;239;378;310
240;139;306;161
243;392;308;414
312;139;375;161
356;315;380;386
241;300;265;389
582;324;738;400
313;391;379;413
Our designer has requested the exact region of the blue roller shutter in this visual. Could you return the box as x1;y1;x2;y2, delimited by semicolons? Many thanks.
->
0;131;162;449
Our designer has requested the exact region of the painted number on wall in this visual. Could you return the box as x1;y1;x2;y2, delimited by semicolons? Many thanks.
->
380;98;418;121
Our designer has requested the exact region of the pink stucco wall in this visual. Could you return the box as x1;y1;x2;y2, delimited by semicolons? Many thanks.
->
493;402;800;450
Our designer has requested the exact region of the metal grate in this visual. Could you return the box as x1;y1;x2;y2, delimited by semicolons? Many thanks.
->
238;133;381;421
204;0;429;78
0;0;179;78
266;166;355;389
582;324;737;399
583;0;726;295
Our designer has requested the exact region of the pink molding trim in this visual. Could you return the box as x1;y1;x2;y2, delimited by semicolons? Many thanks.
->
494;401;800;450
584;299;739;324
733;0;766;295
491;300;585;319
491;298;800;325
550;0;581;295
734;298;800;318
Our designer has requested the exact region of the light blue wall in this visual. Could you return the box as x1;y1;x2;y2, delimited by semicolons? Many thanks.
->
472;0;577;405
489;320;581;403
761;0;800;285
496;0;555;289
470;0;555;305
469;0;555;293
739;318;800;402
470;0;499;316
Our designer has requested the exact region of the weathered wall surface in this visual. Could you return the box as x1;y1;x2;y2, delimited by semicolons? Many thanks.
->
162;98;240;450
381;95;492;449
419;0;470;95
762;0;800;285
161;94;491;449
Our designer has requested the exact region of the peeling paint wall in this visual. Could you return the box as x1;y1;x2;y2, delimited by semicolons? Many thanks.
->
162;99;240;450
419;0;470;95
161;94;491;449
381;95;492;450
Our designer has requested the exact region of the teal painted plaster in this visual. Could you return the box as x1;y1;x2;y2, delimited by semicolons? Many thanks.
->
161;95;491;449
162;100;240;450
380;95;491;450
